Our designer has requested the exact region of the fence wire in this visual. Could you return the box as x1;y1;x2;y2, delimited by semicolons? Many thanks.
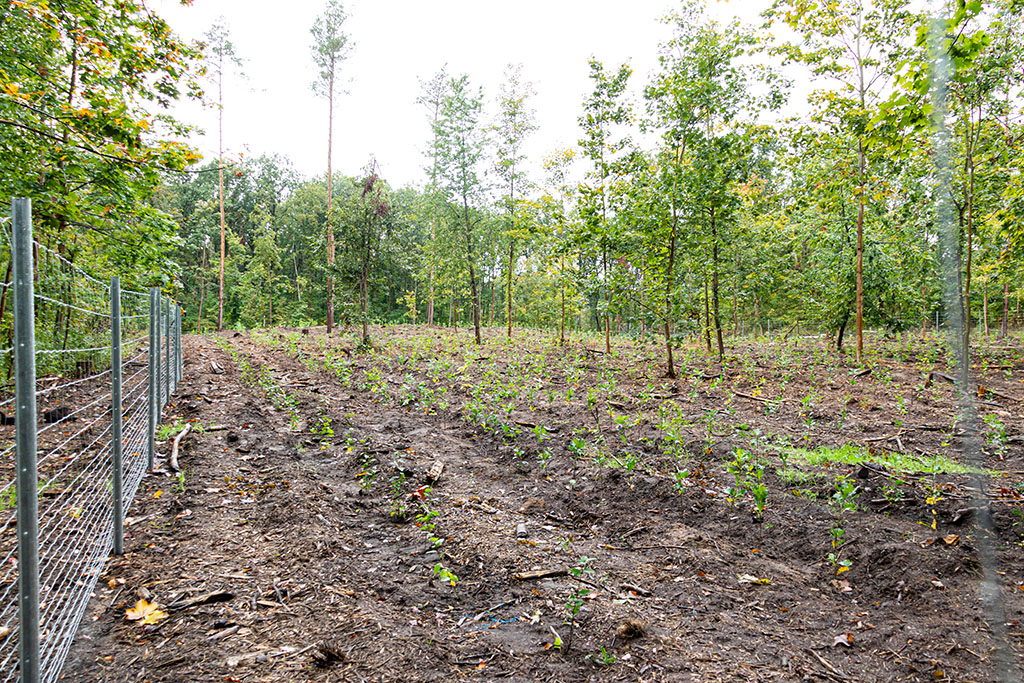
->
0;209;183;683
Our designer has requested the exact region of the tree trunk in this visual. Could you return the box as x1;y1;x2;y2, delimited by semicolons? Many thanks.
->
325;58;336;333
711;209;724;362
560;254;566;345
507;237;515;338
964;113;976;340
664;196;678;379
427;218;436;326
463;201;482;344
217;49;226;332
1000;281;1009;339
837;310;849;352
603;243;611;353
855;136;865;362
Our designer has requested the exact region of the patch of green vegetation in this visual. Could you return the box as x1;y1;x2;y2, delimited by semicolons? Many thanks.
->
780;443;981;475
156;419;187;441
776;467;820;486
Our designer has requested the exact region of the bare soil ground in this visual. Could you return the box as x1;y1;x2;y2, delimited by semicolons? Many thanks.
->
63;326;1024;682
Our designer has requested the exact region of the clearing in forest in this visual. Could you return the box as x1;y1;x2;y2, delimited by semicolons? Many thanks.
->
64;326;1024;681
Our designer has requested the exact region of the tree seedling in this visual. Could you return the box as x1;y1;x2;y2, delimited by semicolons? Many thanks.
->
828;475;857;574
564;556;595;652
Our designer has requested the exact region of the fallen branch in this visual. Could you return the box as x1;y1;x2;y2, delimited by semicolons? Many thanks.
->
513;569;567;581
167;589;233;611
925;371;956;387
978;385;1019;402
806;647;847;680
168;423;192;472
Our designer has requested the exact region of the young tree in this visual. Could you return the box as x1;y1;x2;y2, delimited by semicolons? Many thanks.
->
434;75;488;344
203;19;245;331
647;4;783;363
493;64;537;337
578;59;633;352
310;0;351;333
766;0;913;361
417;66;450;326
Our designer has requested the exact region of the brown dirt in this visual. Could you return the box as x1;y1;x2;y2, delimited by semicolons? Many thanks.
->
63;326;1024;682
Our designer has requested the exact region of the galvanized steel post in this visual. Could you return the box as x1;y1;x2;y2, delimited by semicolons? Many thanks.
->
154;293;162;412
147;288;157;469
12;198;40;683
110;277;124;555
163;296;170;406
176;306;182;385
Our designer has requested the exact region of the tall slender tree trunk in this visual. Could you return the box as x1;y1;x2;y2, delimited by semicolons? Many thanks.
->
325;59;336;333
217;49;226;332
711;209;724;361
463;201;482;344
603;244;610;353
664;197;678;379
964;114;976;340
1000;281;1009;339
855;136;865;363
507;237;515;337
560;254;566;345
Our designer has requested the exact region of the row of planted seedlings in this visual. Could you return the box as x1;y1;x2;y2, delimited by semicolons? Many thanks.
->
216;337;304;430
248;328;994;584
247;329;464;585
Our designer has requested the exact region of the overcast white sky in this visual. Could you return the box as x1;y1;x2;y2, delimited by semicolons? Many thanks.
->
152;0;776;189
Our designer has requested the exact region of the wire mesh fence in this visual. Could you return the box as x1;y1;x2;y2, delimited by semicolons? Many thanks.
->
0;199;183;683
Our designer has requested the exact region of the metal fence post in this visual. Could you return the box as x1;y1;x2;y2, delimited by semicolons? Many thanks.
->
155;293;162;412
163;296;170;406
110;277;124;555
12;198;39;683
147;288;157;469
176;306;182;385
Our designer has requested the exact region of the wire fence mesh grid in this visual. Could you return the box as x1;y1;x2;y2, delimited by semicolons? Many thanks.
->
0;200;185;683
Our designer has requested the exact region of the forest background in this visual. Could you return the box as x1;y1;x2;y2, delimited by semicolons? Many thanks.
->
1;0;1021;372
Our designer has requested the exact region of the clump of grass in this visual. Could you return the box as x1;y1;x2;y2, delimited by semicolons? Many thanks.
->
777;467;820;486
779;443;982;475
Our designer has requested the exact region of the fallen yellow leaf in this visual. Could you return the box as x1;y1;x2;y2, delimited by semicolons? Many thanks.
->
125;599;167;625
154;490;163;499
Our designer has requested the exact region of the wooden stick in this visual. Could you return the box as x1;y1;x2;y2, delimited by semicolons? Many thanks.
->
806;648;847;680
169;423;192;472
513;569;567;581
